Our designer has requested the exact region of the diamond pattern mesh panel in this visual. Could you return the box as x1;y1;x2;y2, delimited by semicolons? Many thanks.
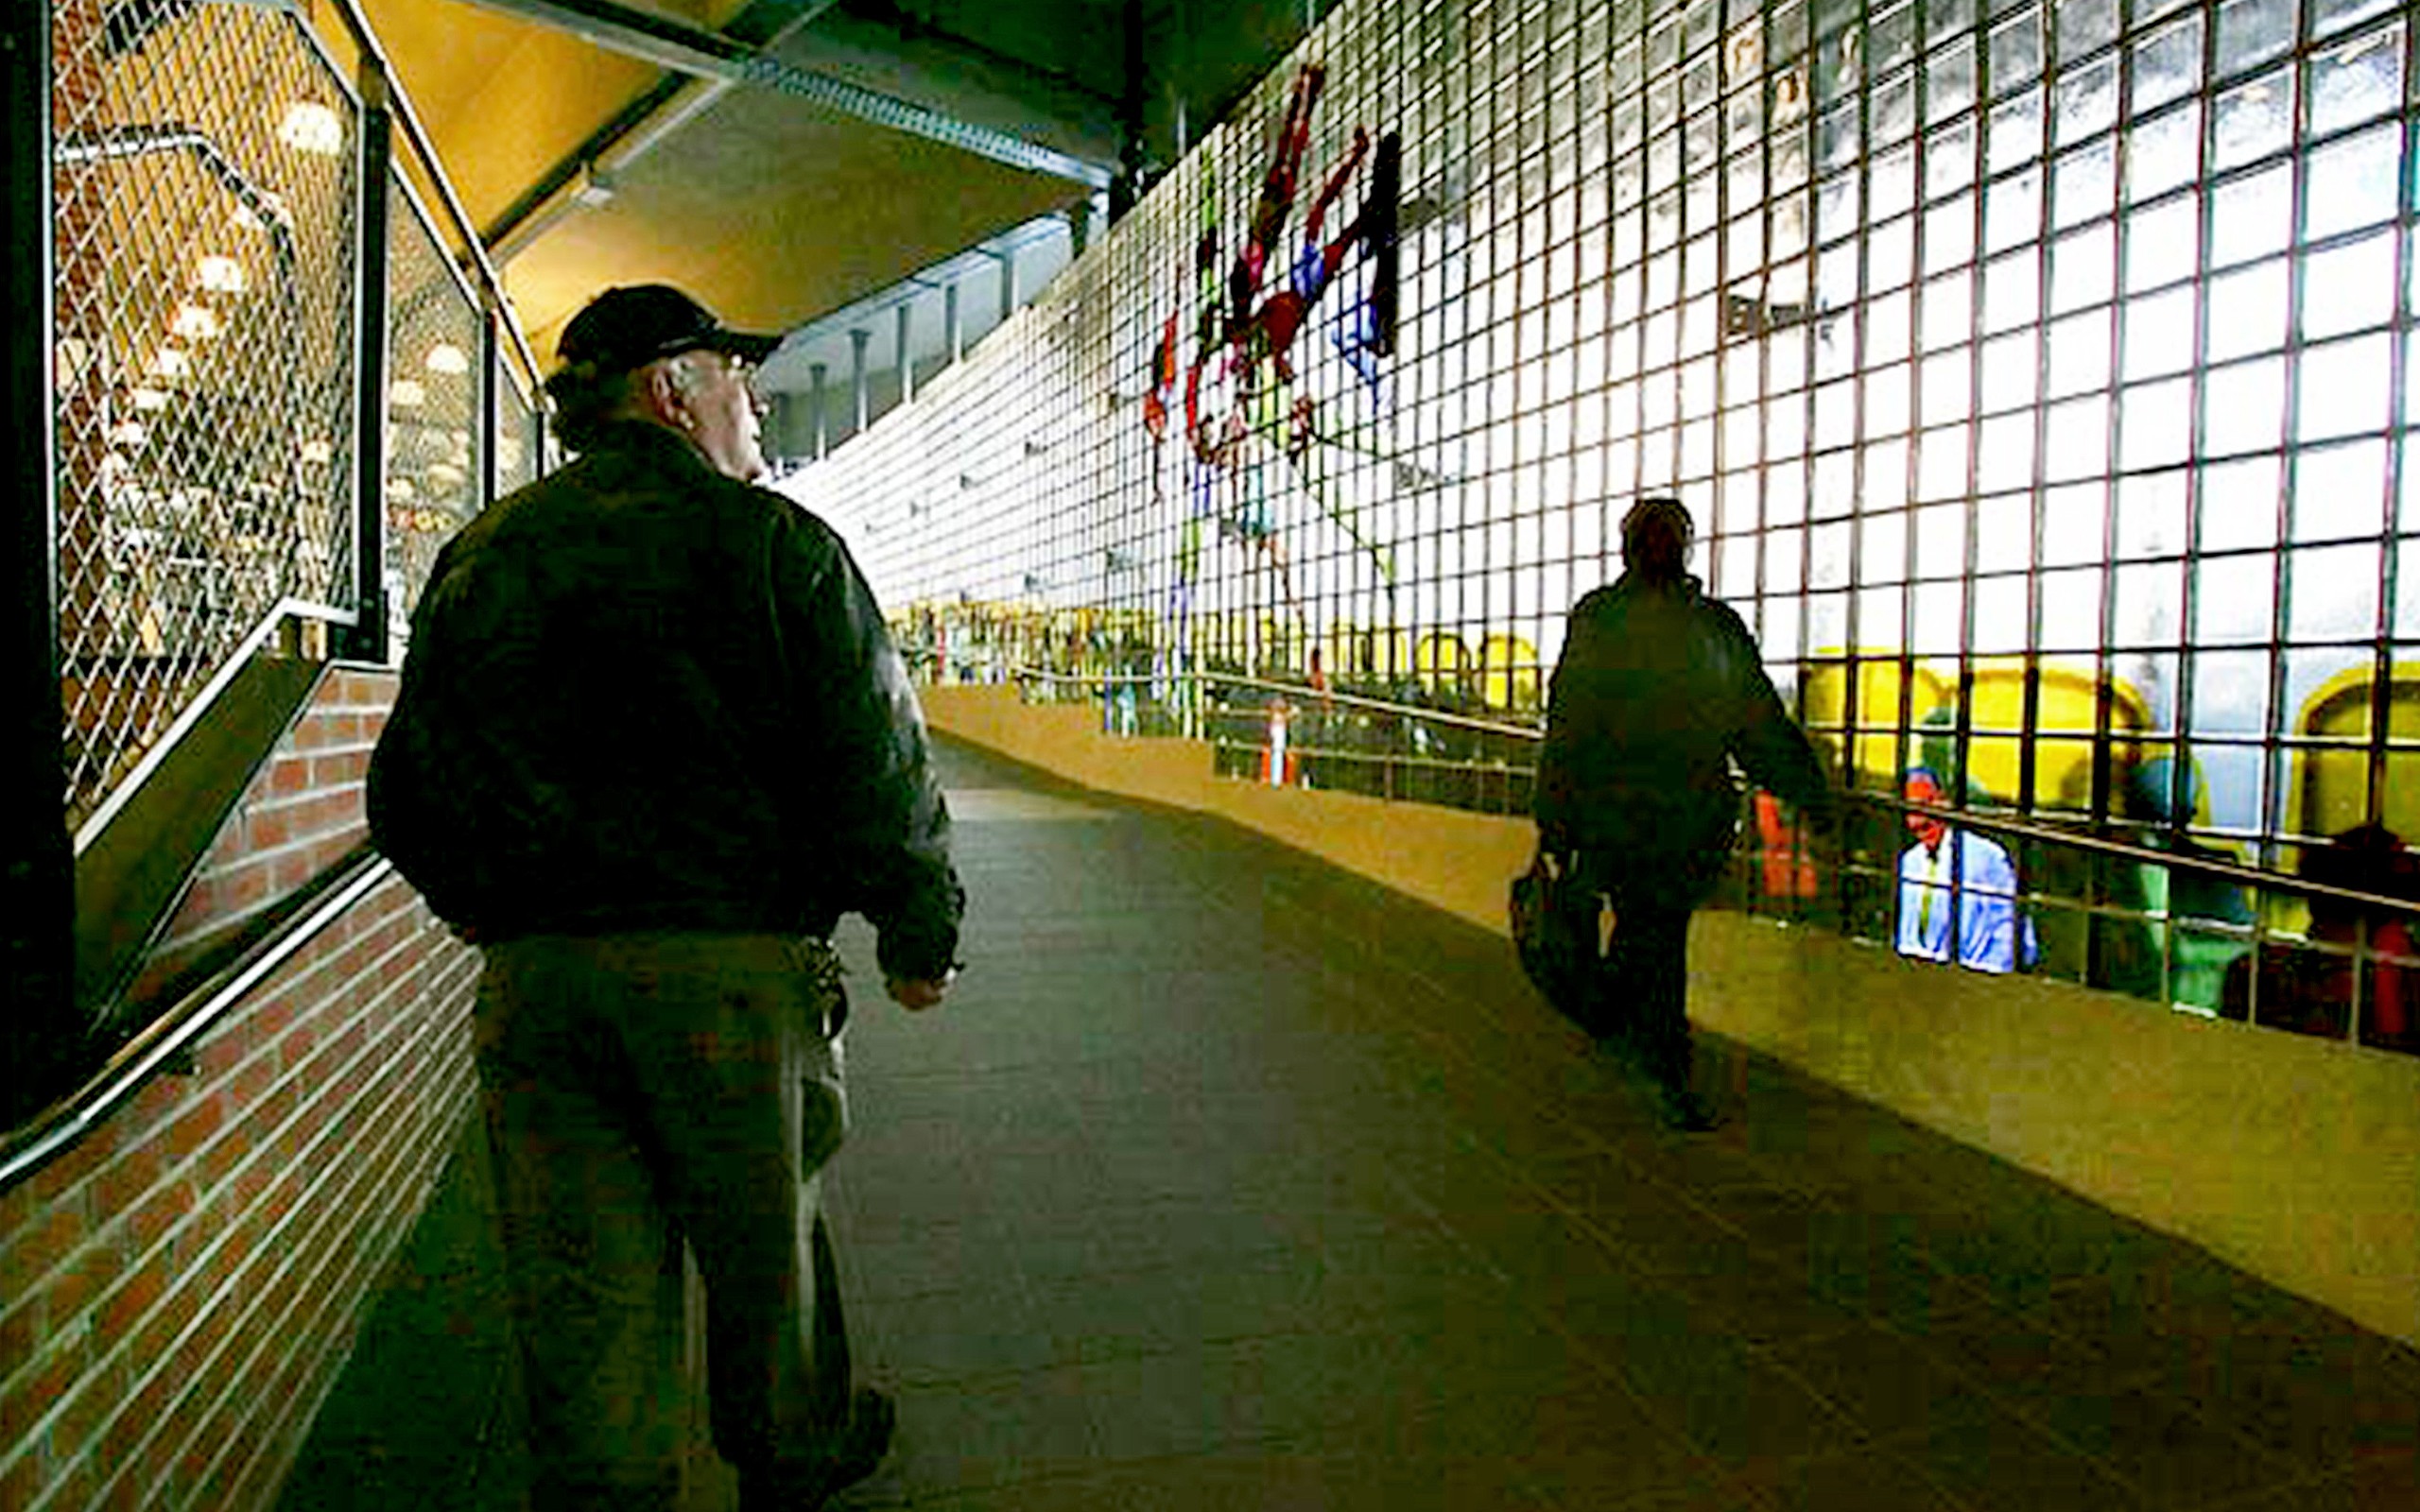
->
53;0;358;830
383;187;480;642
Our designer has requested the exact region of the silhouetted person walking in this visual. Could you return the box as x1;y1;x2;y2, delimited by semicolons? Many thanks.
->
1536;497;1830;1129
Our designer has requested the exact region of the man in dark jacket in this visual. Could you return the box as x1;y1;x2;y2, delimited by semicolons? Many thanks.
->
1535;496;1828;1130
368;284;962;1509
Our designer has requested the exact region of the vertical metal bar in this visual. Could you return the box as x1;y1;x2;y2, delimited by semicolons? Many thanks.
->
895;301;915;405
945;281;962;364
849;326;871;435
344;58;395;664
3;0;79;1122
808;361;827;458
997;246;1019;321
480;305;501;511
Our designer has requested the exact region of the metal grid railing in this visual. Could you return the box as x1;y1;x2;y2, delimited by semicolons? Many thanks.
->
52;0;359;830
383;182;483;638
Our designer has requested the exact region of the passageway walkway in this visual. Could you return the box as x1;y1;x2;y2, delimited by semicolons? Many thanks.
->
283;737;2419;1511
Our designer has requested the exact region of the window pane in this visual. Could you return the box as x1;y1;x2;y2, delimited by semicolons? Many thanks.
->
2214;0;2296;79
2055;54;2119;148
2047;309;2113;398
1973;496;2031;577
2299;231;2397;342
2118;376;2194;471
2297;333;2394;444
2303;123;2405;241
2042;481;2108;566
2290;438;2390;543
2285;542;2381;641
2130;10;2205;117
2204;355;2289;456
2117;470;2190;559
2308;19;2407;137
2122;286;2196;380
2044;394;2112;480
2049;222;2116;314
1990;7;2045;95
2124;193;2201;292
2199;454;2284;553
1974;573;2031;649
2212;67;2296;173
2125;100;2204;203
2204;259;2290;364
2188;649;2273;735
1918;420;1973;498
2039;567;2106;648
2209;163;2293;266
1915;499;1969;577
2195;558;2280;646
2114;560;2185;644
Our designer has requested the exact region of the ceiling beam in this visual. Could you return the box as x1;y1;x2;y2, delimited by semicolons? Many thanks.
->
454;0;1114;190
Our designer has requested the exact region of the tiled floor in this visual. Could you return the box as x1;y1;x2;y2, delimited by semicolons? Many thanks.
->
281;737;2420;1511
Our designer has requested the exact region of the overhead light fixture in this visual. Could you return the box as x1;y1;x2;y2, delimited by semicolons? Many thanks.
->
170;304;221;341
424;342;471;376
389;378;426;408
194;254;247;294
278;100;345;157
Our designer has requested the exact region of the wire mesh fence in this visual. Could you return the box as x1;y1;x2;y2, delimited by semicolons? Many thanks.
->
383;184;482;642
53;0;361;831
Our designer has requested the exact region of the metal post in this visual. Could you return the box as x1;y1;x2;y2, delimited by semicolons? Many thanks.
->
996;248;1018;322
343;58;395;663
849;327;871;435
4;0;80;1123
944;282;962;364
479;305;501;511
894;301;915;405
808;361;827;458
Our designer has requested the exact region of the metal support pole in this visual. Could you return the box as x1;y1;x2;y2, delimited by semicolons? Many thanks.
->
996;248;1018;323
808;361;827;458
894;301;915;404
944;282;962;364
479;305;501;511
849;327;871;435
343;59;395;663
1064;198;1091;257
4;0;80;1123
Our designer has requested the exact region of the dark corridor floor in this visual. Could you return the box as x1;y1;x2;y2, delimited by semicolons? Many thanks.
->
280;736;2420;1511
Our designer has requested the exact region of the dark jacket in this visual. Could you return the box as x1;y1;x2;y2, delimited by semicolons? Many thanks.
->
1535;573;1828;891
367;421;961;981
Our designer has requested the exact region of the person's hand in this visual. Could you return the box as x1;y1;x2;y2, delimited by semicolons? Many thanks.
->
886;974;953;1011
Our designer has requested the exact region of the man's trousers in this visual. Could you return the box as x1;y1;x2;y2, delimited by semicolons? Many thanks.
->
1564;851;1712;1095
474;931;853;1508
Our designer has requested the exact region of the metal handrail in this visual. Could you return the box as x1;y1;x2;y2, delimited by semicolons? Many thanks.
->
1002;663;2418;921
0;851;396;1197
1009;663;1547;742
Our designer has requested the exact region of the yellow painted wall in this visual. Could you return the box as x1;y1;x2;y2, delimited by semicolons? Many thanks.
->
921;683;2420;1350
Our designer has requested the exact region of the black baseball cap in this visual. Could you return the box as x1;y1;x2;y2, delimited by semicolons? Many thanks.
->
555;284;783;375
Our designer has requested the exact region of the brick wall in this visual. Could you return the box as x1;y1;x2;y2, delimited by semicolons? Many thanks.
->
132;666;392;1003
0;670;482;1511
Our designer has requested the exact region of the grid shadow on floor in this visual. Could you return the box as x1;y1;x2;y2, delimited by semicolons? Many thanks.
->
284;735;2420;1511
